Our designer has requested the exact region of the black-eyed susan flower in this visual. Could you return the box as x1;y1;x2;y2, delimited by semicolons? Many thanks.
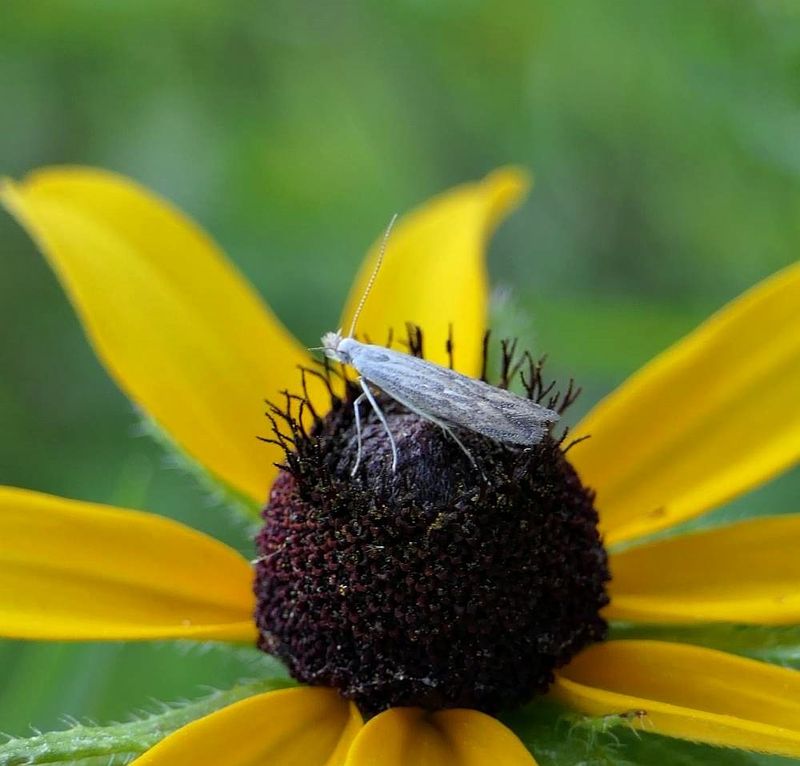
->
1;167;799;765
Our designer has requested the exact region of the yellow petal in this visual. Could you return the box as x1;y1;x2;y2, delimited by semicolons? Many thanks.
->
0;486;255;641
341;168;530;376
607;515;800;623
1;168;315;505
570;261;800;545
553;640;800;757
344;706;537;766
134;687;361;766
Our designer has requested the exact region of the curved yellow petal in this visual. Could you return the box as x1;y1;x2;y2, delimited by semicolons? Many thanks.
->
134;687;361;766
553;640;800;757
571;261;800;545
607;515;800;624
1;168;315;505
0;486;255;641
341;168;530;376
344;706;537;766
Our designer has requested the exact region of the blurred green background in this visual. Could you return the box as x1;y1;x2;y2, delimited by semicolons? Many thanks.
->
1;0;799;743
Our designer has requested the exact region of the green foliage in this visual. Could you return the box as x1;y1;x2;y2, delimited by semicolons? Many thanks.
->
506;699;797;766
0;642;287;740
0;678;293;765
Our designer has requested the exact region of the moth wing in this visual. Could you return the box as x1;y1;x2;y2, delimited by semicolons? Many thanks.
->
349;344;558;445
462;381;559;444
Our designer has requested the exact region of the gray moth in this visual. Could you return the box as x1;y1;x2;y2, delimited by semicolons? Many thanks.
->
321;332;560;474
319;214;559;475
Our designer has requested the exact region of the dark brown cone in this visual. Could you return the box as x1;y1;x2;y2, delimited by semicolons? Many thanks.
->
254;355;609;717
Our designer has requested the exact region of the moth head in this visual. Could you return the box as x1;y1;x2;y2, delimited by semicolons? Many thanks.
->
321;329;349;362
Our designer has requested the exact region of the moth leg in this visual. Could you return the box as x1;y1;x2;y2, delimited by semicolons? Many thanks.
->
439;423;477;468
435;421;487;480
350;391;367;477
390;394;486;480
359;377;399;472
429;419;487;482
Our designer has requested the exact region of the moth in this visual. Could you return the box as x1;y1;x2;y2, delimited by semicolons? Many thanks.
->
321;215;559;475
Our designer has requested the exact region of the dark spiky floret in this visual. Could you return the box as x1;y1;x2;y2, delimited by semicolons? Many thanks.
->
254;331;609;717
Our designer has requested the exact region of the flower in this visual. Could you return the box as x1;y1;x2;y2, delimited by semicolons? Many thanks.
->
1;167;799;765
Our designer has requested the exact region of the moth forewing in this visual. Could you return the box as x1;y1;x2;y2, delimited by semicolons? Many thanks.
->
345;342;560;445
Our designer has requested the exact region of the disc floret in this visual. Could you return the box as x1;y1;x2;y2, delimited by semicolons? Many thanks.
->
254;332;610;716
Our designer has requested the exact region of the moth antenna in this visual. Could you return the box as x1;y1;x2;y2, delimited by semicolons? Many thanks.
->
348;213;398;338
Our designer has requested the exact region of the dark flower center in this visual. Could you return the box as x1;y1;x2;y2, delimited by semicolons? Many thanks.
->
253;333;610;717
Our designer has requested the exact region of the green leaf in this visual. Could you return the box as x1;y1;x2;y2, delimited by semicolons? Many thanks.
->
502;699;638;765
504;698;799;766
610;622;800;668
0;677;292;766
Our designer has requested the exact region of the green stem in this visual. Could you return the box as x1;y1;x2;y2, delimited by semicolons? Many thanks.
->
0;678;291;765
